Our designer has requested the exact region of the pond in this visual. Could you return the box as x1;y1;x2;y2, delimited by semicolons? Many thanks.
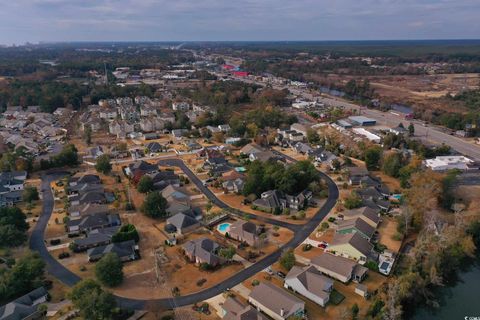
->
412;257;480;319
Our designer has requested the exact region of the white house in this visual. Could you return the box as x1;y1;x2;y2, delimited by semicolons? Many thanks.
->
284;265;333;307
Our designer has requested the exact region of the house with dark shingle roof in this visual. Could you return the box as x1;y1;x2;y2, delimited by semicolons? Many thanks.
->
183;238;222;267
336;217;376;240
147;171;180;191
284;265;333;307
72;225;120;252
166;212;200;235
66;213;121;236
341;207;381;228
69;174;100;186
248;282;305;320
228;220;260;247
0;287;48;320
87;240;138;262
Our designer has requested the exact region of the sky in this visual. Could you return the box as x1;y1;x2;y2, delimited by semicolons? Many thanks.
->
0;0;479;44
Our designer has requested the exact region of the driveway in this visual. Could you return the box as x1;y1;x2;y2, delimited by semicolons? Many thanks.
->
30;155;339;310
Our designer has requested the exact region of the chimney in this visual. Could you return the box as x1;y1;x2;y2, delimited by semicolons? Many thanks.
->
280;308;285;317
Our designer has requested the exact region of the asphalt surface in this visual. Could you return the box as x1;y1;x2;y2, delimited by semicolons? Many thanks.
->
32;157;339;310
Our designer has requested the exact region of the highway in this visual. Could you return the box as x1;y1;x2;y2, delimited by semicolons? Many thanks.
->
222;72;480;161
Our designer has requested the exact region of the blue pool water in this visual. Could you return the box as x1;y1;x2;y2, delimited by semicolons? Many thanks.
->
217;223;231;233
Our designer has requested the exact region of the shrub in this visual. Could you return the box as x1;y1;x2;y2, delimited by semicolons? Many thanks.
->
252;279;260;286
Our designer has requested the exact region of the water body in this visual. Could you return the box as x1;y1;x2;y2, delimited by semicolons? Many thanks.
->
412;258;480;320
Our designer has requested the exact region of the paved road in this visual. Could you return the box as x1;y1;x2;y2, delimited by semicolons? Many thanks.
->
29;174;82;287
225;73;480;161
31;158;339;310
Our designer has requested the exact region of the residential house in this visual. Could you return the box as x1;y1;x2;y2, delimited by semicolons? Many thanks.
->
66;213;121;236
68;203;109;219
183;238;222;267
172;102;190;111
248;282;305;320
253;189;311;213
336;217;376;240
222;178;245;194
72;225;120;252
87;240;138;262
125;161;158;178
99;108;117;120
69;174;101;186
327;232;374;264
249;150;280;162
311;253;368;283
68;190;107;206
145;142;164;155
290;123;310;137
171;129;188;139
240;143;264;156
140;105;158;117
228;220;260;246
165;212;201;235
148;171;180;190
0;171;26;192
221;297;268;320
347;167;370;185
109;120;134;137
284;265;333;307
0;287;48;320
292;142;312;155
161;185;189;203
140;117;165;132
340;207;381;228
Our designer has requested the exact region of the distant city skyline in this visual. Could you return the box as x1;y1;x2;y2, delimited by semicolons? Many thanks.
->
0;0;479;45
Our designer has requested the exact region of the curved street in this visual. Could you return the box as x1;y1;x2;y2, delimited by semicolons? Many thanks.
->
30;156;339;310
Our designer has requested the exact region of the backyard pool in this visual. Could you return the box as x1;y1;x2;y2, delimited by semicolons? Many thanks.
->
217;223;231;234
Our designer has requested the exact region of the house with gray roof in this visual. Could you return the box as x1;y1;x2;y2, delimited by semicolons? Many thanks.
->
183;238;222;267
284;265;333;307
248;282;305;320
221;297;268;320
228;220;260;247
327;232;374;264
166;212;200;235
87;240;138;262
72;225;120;252
336;217;376;240
66;213;121;236
69;174;101;186
311;253;368;283
0;287;48;320
341;207;381;228
68;203;109;219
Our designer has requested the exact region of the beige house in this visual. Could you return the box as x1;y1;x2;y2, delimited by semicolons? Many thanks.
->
327;232;373;264
248;282;305;320
311;253;368;283
228;220;260;247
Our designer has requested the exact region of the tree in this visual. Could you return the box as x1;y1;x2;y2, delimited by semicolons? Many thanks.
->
69;279;116;320
408;123;415;136
95;154;112;175
112;224;139;243
344;192;362;209
218;246;236;260
306;129;321;144
0;252;45;301
95;253;124;287
382;152;403;177
351;303;360;320
84;126;92;145
137;175;154;193
22;186;39;203
141;191;168;218
364;146;382;170
279;248;296;271
0;207;29;247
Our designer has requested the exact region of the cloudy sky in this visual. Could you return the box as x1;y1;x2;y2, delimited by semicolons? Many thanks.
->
0;0;479;44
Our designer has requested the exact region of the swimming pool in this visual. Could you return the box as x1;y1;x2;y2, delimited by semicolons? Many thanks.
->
217;223;231;234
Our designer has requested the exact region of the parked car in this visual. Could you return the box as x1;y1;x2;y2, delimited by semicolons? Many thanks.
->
58;252;70;259
276;271;286;278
